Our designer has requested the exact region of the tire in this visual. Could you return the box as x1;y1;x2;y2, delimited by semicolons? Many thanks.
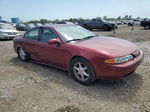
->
17;48;30;62
144;25;150;30
128;23;132;26
103;25;110;31
69;57;96;85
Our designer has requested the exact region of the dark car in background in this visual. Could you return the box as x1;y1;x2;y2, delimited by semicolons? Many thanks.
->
80;18;116;31
56;21;74;24
16;24;27;31
141;19;150;30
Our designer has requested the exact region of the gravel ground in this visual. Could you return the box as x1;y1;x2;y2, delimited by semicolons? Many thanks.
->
0;25;150;112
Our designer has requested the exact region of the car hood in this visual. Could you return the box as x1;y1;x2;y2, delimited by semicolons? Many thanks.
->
72;36;137;58
0;29;19;33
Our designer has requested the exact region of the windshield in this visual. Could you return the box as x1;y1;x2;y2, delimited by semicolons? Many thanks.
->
0;24;14;29
55;25;96;42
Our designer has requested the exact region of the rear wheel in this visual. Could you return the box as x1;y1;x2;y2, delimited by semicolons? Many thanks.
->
69;58;96;85
128;23;132;26
18;48;30;62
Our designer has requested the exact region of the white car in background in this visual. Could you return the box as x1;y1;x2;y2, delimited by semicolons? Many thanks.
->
0;23;20;39
127;19;141;26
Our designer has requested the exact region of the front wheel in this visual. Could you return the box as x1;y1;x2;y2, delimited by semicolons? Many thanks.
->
18;48;30;62
103;25;111;31
144;25;150;30
69;58;96;85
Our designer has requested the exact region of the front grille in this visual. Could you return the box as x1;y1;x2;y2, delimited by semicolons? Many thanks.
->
8;32;13;35
7;32;17;35
13;32;17;35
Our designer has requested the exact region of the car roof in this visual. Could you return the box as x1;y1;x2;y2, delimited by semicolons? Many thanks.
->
40;24;76;29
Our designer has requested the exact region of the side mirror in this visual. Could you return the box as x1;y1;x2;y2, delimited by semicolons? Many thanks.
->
48;39;61;45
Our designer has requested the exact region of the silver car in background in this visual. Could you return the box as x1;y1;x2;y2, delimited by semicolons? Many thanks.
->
0;23;20;39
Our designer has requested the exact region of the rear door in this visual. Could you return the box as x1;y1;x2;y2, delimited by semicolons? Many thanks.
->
23;28;41;60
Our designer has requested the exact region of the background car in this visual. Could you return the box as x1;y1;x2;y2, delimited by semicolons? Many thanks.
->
113;21;124;25
0;23;20;39
80;18;116;31
16;23;27;31
41;23;51;26
24;23;36;30
127;19;141;26
13;25;143;85
34;23;43;27
141;19;150;30
56;21;74;24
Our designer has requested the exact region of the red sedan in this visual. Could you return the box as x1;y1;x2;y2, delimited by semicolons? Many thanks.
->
13;25;144;85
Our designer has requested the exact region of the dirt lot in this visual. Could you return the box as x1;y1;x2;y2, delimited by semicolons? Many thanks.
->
0;25;150;112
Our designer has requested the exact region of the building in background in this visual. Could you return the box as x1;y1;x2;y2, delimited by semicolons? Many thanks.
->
11;18;21;24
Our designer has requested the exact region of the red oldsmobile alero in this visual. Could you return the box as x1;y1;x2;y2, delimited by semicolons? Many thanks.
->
13;24;144;85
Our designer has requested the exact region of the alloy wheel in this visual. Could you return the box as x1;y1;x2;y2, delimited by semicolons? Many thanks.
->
73;62;90;81
19;48;26;60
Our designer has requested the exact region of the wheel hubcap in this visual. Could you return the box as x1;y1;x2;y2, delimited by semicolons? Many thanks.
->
19;48;26;60
73;62;89;81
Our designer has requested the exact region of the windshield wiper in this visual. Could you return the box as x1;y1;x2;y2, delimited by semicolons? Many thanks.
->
82;35;98;40
66;39;82;43
66;35;98;43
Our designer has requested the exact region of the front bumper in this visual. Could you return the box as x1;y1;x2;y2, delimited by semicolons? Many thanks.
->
94;50;144;80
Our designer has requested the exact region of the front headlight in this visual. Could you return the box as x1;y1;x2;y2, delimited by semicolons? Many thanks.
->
104;54;133;64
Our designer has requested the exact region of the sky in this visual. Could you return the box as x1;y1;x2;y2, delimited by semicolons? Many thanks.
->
0;0;150;22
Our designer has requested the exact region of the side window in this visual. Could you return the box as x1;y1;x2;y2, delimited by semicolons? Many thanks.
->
41;28;57;42
24;28;40;40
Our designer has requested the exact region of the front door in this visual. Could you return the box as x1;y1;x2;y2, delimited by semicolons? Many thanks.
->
37;28;71;69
